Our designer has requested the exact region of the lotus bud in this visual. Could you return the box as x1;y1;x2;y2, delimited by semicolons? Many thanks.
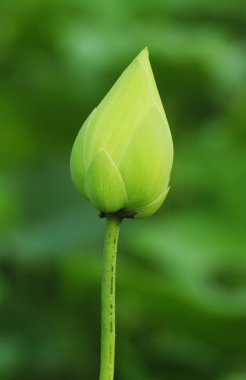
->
70;48;173;219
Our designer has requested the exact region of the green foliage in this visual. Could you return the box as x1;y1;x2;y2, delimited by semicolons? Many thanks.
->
0;0;246;379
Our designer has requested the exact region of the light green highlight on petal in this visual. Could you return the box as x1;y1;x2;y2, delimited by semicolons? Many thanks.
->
84;150;128;213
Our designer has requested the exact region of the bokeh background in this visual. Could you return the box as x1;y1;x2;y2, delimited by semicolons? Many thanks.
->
1;0;246;379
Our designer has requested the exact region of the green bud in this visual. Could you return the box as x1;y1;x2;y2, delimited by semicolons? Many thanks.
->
70;48;173;219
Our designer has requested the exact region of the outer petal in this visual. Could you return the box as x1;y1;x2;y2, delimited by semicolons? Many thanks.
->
134;188;169;219
84;48;167;166
84;150;128;213
118;105;173;208
70;110;96;197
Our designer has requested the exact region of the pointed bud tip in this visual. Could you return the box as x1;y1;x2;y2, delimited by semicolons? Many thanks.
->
135;47;149;62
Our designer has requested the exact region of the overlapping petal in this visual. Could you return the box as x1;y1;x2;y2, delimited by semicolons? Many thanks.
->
84;150;128;213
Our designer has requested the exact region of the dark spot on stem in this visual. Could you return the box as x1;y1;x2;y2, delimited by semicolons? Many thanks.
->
110;276;113;294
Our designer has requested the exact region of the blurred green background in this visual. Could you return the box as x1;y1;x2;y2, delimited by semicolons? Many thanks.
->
1;0;246;379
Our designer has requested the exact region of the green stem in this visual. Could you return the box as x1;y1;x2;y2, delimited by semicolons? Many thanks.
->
99;215;121;380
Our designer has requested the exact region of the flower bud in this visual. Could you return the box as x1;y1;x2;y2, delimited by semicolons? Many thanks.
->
70;48;173;219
